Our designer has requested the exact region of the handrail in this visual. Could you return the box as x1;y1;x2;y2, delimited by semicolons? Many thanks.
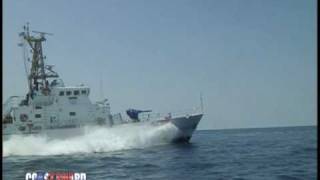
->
2;96;24;116
137;107;203;122
3;96;19;106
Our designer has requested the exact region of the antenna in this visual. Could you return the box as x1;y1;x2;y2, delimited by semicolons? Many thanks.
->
19;33;30;89
200;92;204;113
99;71;104;100
25;22;30;36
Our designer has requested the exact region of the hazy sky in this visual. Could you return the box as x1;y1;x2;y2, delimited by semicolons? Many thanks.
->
3;0;316;130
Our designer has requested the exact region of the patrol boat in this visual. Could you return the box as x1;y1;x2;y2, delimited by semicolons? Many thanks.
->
2;24;203;142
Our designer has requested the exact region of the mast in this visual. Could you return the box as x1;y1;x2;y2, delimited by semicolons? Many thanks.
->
19;23;59;97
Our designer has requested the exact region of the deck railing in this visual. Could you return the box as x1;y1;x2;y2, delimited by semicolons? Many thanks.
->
2;96;24;116
136;107;203;122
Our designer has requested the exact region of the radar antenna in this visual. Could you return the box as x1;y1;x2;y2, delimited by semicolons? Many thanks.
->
32;31;54;36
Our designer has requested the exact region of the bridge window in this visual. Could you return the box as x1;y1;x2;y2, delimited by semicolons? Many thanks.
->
66;91;71;96
35;114;41;118
19;126;26;131
59;91;64;96
69;112;76;116
35;106;42;109
81;90;87;95
33;126;42;130
3;115;13;124
74;90;79;96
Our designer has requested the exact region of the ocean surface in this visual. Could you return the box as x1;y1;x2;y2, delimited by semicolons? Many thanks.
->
3;125;317;180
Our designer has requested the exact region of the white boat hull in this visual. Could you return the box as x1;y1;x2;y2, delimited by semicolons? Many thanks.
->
170;113;203;142
3;113;203;143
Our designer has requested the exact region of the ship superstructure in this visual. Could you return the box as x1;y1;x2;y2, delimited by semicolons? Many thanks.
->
3;24;117;137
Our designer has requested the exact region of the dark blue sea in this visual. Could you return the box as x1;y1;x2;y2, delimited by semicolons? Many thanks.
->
3;126;317;180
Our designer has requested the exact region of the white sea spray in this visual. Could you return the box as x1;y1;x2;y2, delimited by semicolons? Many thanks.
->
3;123;179;156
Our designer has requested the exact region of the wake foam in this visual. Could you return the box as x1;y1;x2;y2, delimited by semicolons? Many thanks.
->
3;123;179;157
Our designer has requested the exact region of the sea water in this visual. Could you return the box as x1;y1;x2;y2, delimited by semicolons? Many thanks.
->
3;126;317;179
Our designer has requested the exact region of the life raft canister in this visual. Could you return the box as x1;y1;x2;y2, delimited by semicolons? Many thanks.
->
20;114;28;122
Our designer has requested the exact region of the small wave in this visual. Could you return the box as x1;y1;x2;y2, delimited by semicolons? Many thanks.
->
302;147;317;152
277;174;302;180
